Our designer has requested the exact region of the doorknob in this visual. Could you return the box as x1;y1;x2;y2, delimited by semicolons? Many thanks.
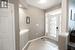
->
56;27;58;30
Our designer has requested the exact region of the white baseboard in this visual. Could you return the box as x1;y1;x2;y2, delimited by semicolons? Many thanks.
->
22;41;30;50
22;36;46;50
29;36;46;42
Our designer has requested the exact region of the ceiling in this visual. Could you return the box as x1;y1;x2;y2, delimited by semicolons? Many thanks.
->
20;0;62;9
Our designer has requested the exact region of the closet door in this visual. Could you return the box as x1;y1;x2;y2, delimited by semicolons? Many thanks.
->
0;3;15;50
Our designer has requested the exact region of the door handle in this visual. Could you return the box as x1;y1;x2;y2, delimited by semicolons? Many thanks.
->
56;27;58;29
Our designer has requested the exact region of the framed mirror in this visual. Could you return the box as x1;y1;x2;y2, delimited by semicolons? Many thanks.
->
26;16;30;24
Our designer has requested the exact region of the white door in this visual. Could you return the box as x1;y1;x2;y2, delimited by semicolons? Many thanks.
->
0;4;15;50
47;14;61;41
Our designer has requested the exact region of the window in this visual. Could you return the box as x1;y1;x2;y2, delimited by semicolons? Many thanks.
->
0;0;8;8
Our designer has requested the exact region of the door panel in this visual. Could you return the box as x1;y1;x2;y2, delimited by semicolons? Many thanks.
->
0;4;15;50
46;14;61;41
49;16;57;37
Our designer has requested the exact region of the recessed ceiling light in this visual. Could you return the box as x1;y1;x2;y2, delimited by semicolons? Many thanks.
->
38;0;47;4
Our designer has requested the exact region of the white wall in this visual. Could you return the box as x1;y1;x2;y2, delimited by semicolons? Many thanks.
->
46;8;61;15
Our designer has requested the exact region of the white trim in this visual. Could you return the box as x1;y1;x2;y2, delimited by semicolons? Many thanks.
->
22;41;30;50
29;36;45;42
22;36;46;50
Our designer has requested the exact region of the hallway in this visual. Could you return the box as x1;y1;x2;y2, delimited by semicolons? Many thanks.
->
26;38;58;50
0;0;70;50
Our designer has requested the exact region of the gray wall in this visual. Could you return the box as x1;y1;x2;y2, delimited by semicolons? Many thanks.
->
26;6;45;40
19;8;29;30
19;7;29;50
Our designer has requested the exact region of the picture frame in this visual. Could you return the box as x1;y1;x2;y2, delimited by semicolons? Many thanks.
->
26;16;30;24
70;9;75;21
70;10;72;20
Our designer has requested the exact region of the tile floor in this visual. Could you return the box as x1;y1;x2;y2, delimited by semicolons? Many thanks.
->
27;38;59;50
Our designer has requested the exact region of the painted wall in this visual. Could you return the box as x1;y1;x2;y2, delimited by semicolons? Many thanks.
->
19;8;29;30
26;6;45;40
19;7;29;50
46;4;61;13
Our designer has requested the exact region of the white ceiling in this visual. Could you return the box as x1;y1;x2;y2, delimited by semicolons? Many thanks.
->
21;0;62;9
